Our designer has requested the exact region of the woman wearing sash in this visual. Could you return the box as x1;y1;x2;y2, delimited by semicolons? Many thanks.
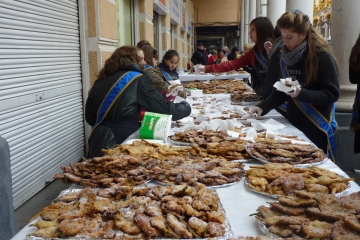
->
250;11;340;160
141;45;186;100
201;17;275;98
85;46;191;158
158;50;180;80
349;33;360;154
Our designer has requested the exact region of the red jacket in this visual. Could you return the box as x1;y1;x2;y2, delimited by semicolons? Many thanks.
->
205;48;256;73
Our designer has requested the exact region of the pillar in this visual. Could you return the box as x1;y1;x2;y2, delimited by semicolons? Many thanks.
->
244;0;249;45
138;0;154;45
248;0;256;43
331;0;360;112
261;0;268;17
324;23;329;38
256;0;268;17
240;0;245;49
286;0;314;22
161;14;171;60
267;0;286;27
256;0;262;17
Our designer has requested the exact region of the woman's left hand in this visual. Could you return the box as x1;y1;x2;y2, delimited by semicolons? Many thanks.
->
286;86;301;98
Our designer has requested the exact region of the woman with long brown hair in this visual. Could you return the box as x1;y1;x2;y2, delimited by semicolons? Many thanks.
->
349;33;360;154
85;46;191;158
251;11;340;160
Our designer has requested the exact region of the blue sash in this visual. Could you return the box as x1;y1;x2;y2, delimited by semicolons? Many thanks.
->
352;91;360;130
254;51;269;70
92;71;143;129
280;59;337;161
143;64;153;69
278;59;289;112
160;69;173;81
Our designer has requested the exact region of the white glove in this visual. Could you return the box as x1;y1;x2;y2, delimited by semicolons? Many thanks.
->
264;41;273;54
250;107;263;118
286;86;301;98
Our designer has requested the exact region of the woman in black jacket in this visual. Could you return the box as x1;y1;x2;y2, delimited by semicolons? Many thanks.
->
250;11;340;161
85;46;191;157
349;33;360;154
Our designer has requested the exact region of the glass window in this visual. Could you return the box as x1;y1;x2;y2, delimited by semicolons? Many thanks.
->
117;0;134;46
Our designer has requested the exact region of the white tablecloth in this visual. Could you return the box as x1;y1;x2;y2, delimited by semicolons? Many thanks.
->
12;93;360;239
179;73;251;82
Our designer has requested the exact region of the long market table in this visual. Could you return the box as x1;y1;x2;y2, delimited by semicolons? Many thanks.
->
179;72;251;82
12;94;360;239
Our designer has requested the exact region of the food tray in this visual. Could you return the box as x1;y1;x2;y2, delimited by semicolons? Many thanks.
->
244;175;351;199
27;187;234;240
152;180;241;189
245;146;328;168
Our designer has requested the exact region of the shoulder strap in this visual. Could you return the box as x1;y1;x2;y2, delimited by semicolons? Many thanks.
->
160;69;173;81
254;51;269;70
94;71;143;129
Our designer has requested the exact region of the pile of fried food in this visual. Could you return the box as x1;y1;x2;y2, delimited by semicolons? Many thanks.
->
55;140;245;187
255;190;360;239
246;163;353;196
28;183;229;239
231;91;263;103
169;129;250;160
247;139;327;165
182;79;248;94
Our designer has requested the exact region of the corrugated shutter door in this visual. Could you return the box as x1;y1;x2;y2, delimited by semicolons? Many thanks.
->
0;0;84;209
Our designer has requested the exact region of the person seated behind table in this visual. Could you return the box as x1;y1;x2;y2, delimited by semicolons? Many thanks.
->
141;45;186;100
158;50;181;80
250;11;340;161
227;47;240;60
214;50;228;64
85;46;191;158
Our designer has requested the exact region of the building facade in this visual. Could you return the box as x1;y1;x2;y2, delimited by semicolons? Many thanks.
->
0;0;195;209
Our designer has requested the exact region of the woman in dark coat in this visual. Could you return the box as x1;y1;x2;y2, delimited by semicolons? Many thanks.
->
250;11;340;161
349;33;360;154
85;46;191;157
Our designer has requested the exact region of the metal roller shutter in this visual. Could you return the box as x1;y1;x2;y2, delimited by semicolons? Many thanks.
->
0;0;84;208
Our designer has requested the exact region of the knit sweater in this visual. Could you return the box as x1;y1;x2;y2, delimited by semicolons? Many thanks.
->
257;51;340;152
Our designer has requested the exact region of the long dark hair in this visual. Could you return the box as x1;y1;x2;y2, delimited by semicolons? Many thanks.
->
277;11;339;84
350;33;360;72
161;49;179;64
141;45;157;67
250;17;275;54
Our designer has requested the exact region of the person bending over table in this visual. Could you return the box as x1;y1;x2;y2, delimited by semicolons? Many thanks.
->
201;17;275;98
85;46;191;158
250;11;340;161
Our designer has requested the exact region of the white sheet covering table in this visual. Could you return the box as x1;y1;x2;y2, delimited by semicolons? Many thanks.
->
12;93;360;239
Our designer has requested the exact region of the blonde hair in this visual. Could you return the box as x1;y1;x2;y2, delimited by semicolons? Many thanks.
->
244;44;253;50
277;11;339;85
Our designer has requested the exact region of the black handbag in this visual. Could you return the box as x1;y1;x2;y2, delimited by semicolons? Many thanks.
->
87;124;117;158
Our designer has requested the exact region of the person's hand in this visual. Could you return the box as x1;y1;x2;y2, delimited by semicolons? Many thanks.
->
264;41;273;54
250;107;263;118
286;86;301;98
